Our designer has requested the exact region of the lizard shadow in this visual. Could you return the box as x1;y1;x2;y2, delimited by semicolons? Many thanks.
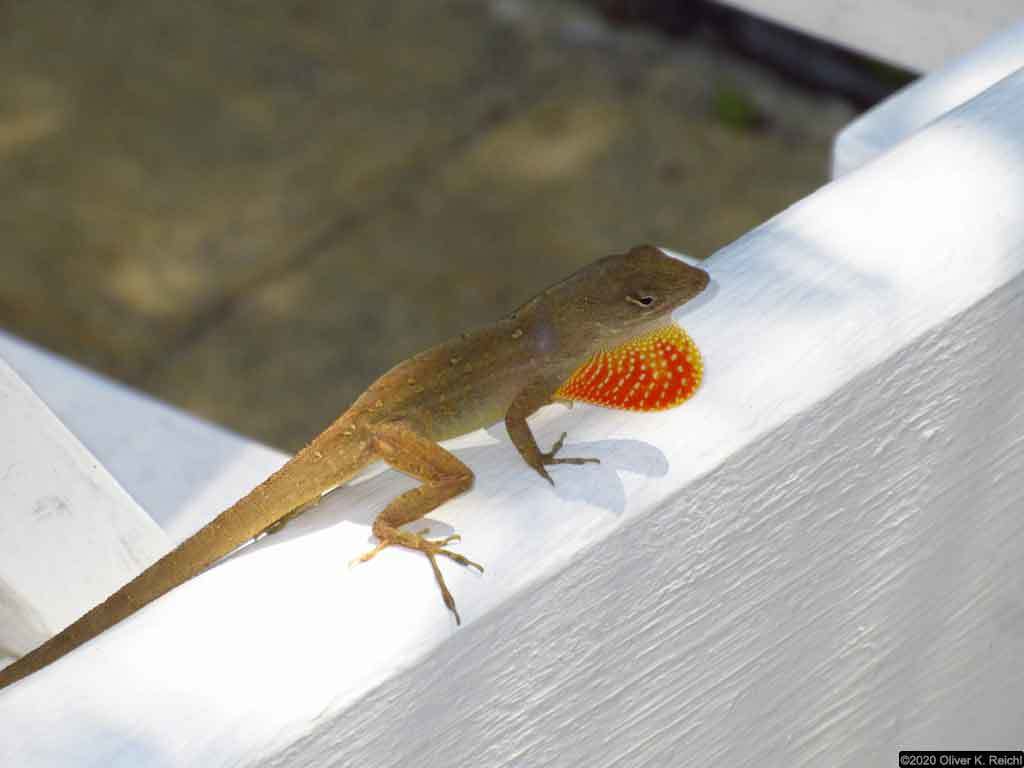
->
242;436;668;555
476;431;669;515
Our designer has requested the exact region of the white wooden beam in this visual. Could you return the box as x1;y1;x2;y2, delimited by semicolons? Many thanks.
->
0;359;169;665
714;0;1021;71
0;332;288;543
0;332;286;677
3;68;1024;766
833;20;1024;178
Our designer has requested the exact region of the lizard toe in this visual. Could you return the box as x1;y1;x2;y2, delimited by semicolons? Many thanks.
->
540;432;599;469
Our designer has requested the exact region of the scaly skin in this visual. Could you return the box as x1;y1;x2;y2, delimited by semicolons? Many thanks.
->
0;245;708;690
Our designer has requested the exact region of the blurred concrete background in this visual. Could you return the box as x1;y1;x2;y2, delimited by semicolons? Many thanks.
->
0;0;899;451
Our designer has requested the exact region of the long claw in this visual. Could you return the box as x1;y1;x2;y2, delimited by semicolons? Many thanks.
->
549;456;600;466
417;528;462;547
426;553;461;625
539;465;555;486
438;549;484;573
349;541;388;567
548;431;567;456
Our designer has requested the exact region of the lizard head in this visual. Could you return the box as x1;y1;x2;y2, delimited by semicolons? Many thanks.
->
559;244;709;347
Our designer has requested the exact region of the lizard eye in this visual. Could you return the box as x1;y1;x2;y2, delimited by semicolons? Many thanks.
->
626;294;656;308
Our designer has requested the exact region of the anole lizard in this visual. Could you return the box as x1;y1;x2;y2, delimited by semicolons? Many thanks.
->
0;245;708;690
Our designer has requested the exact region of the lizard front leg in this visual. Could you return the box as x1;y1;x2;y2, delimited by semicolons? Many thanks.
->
506;379;600;486
351;420;481;624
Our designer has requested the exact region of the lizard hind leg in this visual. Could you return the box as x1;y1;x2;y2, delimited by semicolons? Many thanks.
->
351;421;481;624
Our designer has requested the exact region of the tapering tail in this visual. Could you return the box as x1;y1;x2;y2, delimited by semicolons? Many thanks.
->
0;430;372;691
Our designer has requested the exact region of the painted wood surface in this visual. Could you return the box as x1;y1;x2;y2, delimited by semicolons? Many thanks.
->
0;332;288;544
0;358;169;665
716;0;1021;71
833;21;1024;178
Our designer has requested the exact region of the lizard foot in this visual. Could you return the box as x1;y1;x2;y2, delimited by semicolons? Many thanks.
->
533;432;600;485
350;528;483;625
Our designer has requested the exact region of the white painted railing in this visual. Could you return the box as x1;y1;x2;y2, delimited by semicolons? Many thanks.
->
3;24;1024;768
0;356;167;666
715;0;1021;71
0;332;287;672
833;20;1024;178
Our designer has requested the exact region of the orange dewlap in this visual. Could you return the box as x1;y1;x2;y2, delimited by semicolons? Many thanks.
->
553;324;703;412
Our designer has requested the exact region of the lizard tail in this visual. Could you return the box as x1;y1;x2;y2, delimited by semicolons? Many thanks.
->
0;425;374;691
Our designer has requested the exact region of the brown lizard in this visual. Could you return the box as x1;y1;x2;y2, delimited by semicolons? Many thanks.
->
0;245;708;690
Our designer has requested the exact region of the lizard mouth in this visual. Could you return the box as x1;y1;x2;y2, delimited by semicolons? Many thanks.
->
672;277;717;320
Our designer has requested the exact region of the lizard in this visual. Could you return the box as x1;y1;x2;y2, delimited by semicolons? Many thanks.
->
0;244;708;691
